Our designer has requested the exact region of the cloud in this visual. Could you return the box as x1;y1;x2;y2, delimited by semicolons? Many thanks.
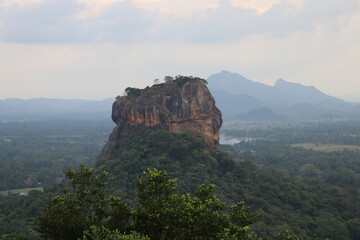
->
184;0;359;42
86;0;157;43
302;0;358;17
132;0;218;17
1;26;360;100
0;0;160;43
0;0;358;44
1;0;44;7
0;0;84;43
1;0;360;101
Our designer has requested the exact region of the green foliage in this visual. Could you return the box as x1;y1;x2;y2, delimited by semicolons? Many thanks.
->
155;75;208;87
163;76;174;83
151;83;165;90
132;168;258;240
218;226;255;240
150;75;208;90
0;119;112;191
229;202;261;228
272;230;300;240
35;165;259;240
3;118;360;240
35;164;130;240
346;218;360;240
173;75;208;86
2;234;28;240
0;119;113;239
135;168;176;206
98;126;359;239
124;87;141;99
221;119;360;239
314;219;350;240
0;189;51;240
96;126;210;199
81;226;149;240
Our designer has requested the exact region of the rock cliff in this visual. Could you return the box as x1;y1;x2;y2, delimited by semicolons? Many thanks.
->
101;77;222;156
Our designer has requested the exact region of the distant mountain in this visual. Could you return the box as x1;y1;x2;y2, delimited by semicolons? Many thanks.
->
231;108;287;121
273;78;350;108
207;71;357;119
208;71;278;105
0;98;114;120
211;90;269;117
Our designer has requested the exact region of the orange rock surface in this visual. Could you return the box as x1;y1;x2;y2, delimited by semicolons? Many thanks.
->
101;80;222;155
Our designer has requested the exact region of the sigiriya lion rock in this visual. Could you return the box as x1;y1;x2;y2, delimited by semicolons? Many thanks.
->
101;76;222;156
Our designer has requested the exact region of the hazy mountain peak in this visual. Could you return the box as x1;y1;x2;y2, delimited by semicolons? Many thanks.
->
207;71;273;97
274;78;312;89
274;78;286;85
274;78;325;96
207;71;353;119
214;70;250;82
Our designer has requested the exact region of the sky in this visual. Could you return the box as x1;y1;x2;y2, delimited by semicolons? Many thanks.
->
0;0;359;101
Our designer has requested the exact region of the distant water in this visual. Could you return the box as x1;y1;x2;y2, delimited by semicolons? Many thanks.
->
220;135;254;145
220;135;241;145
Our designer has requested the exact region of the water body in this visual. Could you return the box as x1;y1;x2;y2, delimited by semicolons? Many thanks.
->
220;135;254;145
220;135;241;145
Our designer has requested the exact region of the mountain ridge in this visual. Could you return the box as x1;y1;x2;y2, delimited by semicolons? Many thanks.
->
1;71;359;121
207;71;358;119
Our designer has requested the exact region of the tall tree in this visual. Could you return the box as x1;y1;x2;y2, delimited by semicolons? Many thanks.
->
35;165;130;240
36;166;260;240
132;169;259;240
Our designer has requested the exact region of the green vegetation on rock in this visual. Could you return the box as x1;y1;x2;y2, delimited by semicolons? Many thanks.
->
96;126;357;240
151;75;208;89
124;88;141;99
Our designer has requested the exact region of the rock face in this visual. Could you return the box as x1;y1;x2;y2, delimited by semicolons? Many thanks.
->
101;78;222;156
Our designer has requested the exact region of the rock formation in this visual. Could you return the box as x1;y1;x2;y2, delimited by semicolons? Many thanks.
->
101;77;222;156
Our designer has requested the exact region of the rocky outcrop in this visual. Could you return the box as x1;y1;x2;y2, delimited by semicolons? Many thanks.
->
101;77;222;156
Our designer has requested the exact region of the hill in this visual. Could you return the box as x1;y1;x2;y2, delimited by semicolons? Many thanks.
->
96;127;358;240
207;71;358;119
2;71;358;121
101;76;222;155
211;90;269;117
95;76;358;239
0;75;358;239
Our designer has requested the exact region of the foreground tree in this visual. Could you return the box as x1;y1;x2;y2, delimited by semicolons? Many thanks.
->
36;166;260;240
35;165;130;240
132;169;260;240
81;226;149;240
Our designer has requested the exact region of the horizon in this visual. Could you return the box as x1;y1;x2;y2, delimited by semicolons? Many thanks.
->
1;70;360;103
1;0;360;102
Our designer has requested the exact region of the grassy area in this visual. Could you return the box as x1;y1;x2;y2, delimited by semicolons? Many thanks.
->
292;143;360;152
0;187;44;196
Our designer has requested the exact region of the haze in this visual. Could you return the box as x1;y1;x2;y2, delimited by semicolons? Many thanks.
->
0;0;359;101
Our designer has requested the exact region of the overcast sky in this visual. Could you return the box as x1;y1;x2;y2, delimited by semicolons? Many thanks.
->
0;0;359;101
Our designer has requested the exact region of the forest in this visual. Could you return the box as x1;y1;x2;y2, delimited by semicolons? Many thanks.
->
0;119;114;191
0;118;359;239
